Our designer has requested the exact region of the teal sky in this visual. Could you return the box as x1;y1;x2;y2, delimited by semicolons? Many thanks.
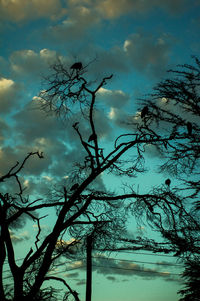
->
1;0;200;300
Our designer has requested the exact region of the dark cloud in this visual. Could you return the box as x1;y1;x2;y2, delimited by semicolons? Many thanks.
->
0;118;10;144
76;279;86;286
124;33;172;78
86;47;129;76
47;5;100;42
62;254;179;282
96;0;190;18
106;276;116;281
91;255;177;281
43;0;192;51
10;49;60;80
0;0;66;23
0;0;191;26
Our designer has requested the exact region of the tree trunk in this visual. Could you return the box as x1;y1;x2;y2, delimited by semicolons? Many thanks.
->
86;235;92;301
13;271;24;301
0;235;6;301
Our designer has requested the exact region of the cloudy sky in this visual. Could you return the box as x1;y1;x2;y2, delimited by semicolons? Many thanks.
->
1;0;200;300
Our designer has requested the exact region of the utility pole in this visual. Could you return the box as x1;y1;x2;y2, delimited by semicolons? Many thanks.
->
85;234;93;301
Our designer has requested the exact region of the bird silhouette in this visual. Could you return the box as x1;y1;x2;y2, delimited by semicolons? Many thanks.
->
165;178;171;186
141;106;148;118
186;122;192;135
70;183;79;191
70;62;82;70
88;133;97;142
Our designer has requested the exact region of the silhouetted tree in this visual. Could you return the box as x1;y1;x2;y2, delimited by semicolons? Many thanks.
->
127;56;200;300
0;59;168;301
178;257;200;301
1;56;199;301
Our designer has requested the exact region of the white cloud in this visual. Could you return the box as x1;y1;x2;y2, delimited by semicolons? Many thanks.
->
97;87;130;108
10;49;60;79
42;175;53;181
10;230;30;243
108;107;116;120
0;78;14;90
0;77;22;113
107;107;129;127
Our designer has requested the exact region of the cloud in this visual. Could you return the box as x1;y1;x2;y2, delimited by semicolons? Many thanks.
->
97;87;130;109
91;254;176;281
106;275;116;281
85;47;129;75
76;279;86;286
64;272;79;278
0;77;22;113
62;254;178;282
10;49;60;79
0;0;66;22
0;0;190;25
67;260;85;271
96;0;190;19
9;230;30;243
144;144;165;159
123;33;172;78
47;3;101;42
107;107;131;129
13;99;67;143
0;118;9;144
46;0;190;44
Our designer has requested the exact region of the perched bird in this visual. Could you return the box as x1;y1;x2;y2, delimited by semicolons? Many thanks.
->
141;106;149;118
70;183;79;191
70;62;82;70
88;133;97;142
165;178;171;186
186;122;192;136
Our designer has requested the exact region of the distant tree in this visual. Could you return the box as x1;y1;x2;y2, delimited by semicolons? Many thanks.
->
126;57;200;299
1;56;199;301
178;256;200;301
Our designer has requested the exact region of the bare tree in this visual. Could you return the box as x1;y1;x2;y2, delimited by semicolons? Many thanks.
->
0;59;169;301
124;56;200;300
1;57;199;300
178;256;200;301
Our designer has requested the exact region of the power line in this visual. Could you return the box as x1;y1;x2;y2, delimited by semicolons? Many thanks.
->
3;249;176;267
3;254;182;273
3;258;82;275
3;265;83;281
3;255;183;282
3;252;182;279
3;262;182;282
110;250;176;257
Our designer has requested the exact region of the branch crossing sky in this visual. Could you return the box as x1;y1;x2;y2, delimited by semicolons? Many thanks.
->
1;1;200;300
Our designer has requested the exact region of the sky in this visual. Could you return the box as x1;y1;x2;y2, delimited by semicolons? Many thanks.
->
1;0;200;300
